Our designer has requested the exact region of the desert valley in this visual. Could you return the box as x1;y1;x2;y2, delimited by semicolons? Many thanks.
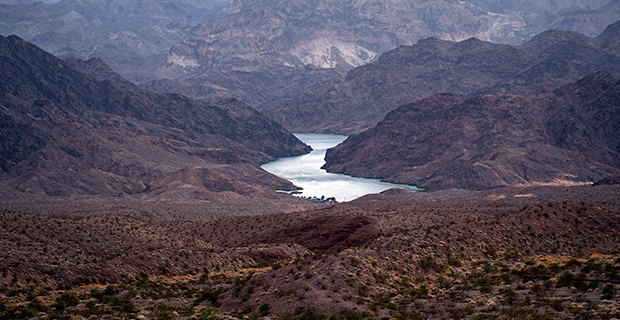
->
1;0;620;319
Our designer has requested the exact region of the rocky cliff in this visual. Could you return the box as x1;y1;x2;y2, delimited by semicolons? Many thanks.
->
161;0;488;78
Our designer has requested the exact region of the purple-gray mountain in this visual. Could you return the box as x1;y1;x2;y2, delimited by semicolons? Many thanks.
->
323;72;620;191
0;35;309;198
266;20;620;134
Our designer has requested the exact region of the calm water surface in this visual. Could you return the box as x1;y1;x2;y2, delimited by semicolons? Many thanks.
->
261;133;420;202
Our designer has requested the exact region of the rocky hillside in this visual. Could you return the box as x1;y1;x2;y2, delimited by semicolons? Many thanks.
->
1;184;619;319
266;21;620;134
322;72;620;191
0;35;309;198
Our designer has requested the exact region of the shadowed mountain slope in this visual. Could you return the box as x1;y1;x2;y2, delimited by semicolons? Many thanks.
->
322;72;620;191
0;35;309;197
63;56;138;89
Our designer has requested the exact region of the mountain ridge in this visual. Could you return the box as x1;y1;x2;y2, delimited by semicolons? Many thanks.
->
0;35;309;198
266;21;620;135
0;0;233;82
322;71;620;191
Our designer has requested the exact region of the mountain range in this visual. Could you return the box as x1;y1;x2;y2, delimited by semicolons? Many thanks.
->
141;0;620;110
0;0;232;82
265;20;620;134
3;0;618;111
0;34;309;199
161;0;620;77
323;71;620;190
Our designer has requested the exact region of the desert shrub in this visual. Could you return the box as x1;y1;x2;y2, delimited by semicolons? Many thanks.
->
196;308;221;320
601;283;616;300
484;246;497;259
52;291;79;311
419;256;442;272
357;285;369;297
557;272;598;291
500;287;518;305
447;257;462;267
194;287;224;307
329;310;372;320
148;303;175;320
279;307;327;320
409;285;429;299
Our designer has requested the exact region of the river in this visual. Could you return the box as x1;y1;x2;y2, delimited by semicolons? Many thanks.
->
261;133;420;202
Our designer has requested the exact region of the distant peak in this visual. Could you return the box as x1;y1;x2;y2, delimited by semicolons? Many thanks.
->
1;34;26;47
600;19;620;34
6;34;24;41
526;28;590;43
595;19;620;40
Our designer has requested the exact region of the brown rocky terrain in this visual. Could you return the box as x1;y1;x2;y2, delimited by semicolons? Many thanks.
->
266;20;620;135
2;3;620;319
0;184;619;319
0;35;310;198
322;71;620;191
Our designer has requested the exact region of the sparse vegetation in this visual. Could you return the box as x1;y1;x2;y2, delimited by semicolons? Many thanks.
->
1;185;620;318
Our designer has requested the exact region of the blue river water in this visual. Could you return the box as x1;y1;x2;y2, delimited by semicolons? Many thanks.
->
261;133;420;202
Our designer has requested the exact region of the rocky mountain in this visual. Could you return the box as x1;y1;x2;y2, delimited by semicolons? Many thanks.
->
160;0;488;79
142;0;619;105
0;0;232;82
144;0;486;108
2;0;618;105
0;35;309;198
162;0;620;77
266;21;620;134
461;0;620;44
322;71;620;191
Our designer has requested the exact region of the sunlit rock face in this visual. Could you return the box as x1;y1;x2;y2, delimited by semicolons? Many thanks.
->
161;0;620;78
